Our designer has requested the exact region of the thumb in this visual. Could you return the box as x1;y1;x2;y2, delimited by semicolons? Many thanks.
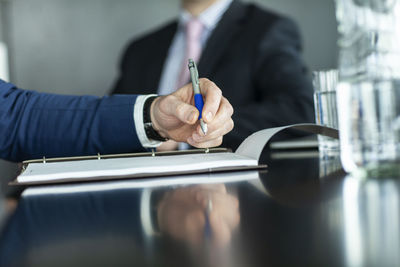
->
163;95;199;124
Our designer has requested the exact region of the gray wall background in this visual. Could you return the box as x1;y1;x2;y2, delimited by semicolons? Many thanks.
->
0;1;19;194
0;0;338;186
0;3;3;40
2;0;338;95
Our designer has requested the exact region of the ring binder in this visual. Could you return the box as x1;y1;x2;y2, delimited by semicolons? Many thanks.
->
12;147;257;186
20;148;231;173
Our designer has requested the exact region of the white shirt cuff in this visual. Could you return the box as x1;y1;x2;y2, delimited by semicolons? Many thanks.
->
134;94;163;148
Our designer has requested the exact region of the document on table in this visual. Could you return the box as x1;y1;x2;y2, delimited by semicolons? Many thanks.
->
17;153;258;184
13;123;338;185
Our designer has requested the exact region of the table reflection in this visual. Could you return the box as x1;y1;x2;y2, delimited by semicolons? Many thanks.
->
1;149;400;267
342;177;400;267
0;198;4;230
0;172;254;267
0;197;18;232
260;151;344;207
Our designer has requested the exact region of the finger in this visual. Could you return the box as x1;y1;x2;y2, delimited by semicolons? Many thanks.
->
173;82;194;103
187;136;223;148
193;97;234;138
208;96;234;130
160;95;199;124
199;78;222;123
192;118;234;143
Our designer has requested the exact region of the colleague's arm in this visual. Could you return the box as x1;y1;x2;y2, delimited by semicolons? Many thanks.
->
225;18;314;149
0;80;141;162
0;78;233;162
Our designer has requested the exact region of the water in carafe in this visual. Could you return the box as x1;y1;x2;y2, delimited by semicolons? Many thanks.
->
336;0;400;177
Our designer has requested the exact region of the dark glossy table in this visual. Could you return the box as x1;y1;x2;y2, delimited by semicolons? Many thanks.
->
0;147;399;267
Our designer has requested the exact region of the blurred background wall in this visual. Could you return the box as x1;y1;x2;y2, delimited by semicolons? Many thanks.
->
1;1;19;194
0;0;338;186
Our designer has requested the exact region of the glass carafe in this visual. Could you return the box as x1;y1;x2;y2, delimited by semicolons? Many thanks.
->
335;0;400;177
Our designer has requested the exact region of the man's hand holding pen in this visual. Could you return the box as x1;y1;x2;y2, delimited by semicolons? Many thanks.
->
150;78;234;148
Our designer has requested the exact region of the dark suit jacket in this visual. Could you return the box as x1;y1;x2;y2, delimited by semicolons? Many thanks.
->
0;79;143;162
112;0;315;150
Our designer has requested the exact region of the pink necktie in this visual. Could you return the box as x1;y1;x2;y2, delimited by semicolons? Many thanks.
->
176;19;204;89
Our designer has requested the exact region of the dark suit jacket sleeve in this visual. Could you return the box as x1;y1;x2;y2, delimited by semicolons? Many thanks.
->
0;80;143;162
226;18;314;149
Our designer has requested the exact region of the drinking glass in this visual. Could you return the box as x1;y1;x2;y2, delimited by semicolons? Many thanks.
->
313;70;340;155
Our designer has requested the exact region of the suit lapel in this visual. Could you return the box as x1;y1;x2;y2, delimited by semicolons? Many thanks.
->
198;1;246;78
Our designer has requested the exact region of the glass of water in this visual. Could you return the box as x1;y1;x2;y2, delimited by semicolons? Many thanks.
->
313;70;339;155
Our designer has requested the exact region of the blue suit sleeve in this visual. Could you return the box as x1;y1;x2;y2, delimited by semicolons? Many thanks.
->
0;80;144;162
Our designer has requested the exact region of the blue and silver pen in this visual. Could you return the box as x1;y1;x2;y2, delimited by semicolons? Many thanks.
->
188;59;208;135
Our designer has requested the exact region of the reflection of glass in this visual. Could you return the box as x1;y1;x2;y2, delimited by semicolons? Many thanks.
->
313;70;340;157
319;153;342;178
342;177;400;266
336;0;400;177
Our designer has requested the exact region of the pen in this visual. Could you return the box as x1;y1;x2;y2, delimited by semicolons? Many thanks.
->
188;59;208;135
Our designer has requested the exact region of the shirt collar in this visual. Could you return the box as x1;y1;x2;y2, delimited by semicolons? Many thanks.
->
178;0;233;31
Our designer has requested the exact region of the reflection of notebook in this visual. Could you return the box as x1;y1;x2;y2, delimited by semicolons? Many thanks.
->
11;124;338;186
22;171;261;197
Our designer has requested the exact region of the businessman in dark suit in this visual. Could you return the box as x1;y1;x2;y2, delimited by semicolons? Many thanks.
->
0;78;233;162
112;0;314;151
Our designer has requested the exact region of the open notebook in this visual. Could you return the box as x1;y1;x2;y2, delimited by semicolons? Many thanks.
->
11;124;339;186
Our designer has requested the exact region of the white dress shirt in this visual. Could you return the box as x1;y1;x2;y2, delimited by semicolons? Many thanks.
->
157;0;233;96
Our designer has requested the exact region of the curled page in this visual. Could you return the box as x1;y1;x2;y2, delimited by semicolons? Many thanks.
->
235;123;339;161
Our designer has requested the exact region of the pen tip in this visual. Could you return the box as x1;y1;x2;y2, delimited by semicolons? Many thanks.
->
200;120;208;135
